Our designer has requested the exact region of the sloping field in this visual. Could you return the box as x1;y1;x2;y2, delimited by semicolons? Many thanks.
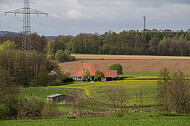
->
56;80;157;106
59;56;190;74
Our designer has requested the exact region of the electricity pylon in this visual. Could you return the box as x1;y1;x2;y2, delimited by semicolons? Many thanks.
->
5;0;48;51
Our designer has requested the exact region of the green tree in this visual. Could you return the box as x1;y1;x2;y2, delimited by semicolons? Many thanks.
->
0;68;19;118
31;33;47;53
55;49;76;62
109;63;123;75
82;69;92;81
0;50;58;87
1;40;16;51
95;70;105;81
55;50;68;62
148;37;160;55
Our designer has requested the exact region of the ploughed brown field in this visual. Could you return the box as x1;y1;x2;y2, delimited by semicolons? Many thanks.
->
59;54;190;73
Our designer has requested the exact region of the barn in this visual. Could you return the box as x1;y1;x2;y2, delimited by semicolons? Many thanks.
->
46;94;72;104
72;63;117;81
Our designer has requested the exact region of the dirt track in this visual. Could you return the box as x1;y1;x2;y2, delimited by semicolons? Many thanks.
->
59;59;190;74
71;54;190;60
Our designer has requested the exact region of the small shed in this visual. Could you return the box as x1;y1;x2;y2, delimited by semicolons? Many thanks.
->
46;94;72;104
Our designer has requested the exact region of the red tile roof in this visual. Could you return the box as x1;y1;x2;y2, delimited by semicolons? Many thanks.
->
72;63;99;77
102;70;117;78
72;63;117;78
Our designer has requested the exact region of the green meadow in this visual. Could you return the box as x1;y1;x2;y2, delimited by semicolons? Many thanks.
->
1;115;190;126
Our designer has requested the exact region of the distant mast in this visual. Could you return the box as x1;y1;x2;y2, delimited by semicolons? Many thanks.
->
143;16;146;30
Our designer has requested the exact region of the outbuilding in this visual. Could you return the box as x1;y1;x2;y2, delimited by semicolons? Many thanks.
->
46;94;72;104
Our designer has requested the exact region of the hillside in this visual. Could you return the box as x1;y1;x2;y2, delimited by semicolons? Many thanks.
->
59;54;190;73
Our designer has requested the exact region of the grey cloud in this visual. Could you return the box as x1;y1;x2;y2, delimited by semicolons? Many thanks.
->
128;0;190;8
1;0;190;35
0;0;23;5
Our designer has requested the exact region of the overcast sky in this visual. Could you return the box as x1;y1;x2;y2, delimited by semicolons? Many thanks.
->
0;0;190;36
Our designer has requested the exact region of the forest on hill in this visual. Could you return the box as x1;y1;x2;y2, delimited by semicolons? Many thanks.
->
0;29;190;56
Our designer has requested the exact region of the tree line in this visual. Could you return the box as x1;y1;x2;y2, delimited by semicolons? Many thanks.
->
0;50;73;87
1;29;190;56
67;30;190;56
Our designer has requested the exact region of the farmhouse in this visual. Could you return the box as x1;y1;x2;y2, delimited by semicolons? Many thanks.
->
46;94;72;104
72;63;117;81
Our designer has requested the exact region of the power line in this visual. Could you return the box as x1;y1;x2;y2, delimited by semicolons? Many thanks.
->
5;0;48;51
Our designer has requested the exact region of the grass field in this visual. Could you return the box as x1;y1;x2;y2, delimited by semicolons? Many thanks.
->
1;115;190;126
20;87;69;100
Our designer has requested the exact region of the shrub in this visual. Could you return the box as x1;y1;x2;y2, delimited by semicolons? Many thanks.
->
154;111;181;117
17;97;44;119
67;116;76;119
115;110;125;117
42;100;62;118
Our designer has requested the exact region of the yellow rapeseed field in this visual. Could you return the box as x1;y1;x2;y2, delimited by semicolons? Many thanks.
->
55;80;157;106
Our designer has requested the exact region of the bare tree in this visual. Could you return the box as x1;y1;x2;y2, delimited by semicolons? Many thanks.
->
106;86;128;111
168;70;190;114
68;89;87;117
156;68;170;112
75;92;87;117
156;69;190;114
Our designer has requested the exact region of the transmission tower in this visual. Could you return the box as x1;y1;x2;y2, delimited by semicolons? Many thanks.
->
143;16;146;30
5;0;48;51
